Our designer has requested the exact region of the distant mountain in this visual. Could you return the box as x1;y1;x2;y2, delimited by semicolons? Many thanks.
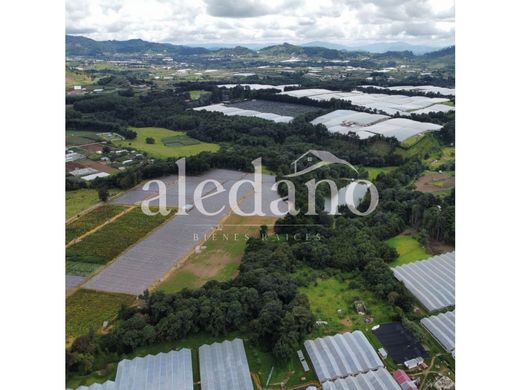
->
66;35;209;57
302;41;443;55
66;35;453;60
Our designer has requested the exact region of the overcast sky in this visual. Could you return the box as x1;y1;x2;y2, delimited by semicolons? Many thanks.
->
66;0;454;47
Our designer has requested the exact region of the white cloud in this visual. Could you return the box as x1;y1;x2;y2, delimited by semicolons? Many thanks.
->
65;0;455;46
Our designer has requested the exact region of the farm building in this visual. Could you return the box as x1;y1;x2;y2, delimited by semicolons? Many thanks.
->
69;167;98;177
68;348;193;390
392;252;455;311
82;172;111;181
420;311;455;355
393;369;418;390
65;151;85;163
199;338;253;390
304;331;384;383
322;368;401;390
372;323;427;364
193;103;293;123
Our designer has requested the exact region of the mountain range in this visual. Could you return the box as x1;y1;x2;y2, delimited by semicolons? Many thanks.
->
66;35;453;59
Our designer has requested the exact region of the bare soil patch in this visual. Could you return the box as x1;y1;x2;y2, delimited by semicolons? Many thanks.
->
415;172;455;193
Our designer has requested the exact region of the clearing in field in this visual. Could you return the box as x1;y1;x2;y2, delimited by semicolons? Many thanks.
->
424;146;455;170
158;214;278;293
395;132;442;159
66;188;121;220
66;289;135;339
113;127;219;159
188;90;210;100
415;171;455;193
362;166;397;181
66;204;129;244
66;207;172;269
299;273;397;337
386;232;430;266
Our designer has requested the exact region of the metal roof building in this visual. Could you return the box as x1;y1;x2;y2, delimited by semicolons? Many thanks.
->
304;331;384;383
392;252;455;311
114;348;193;390
199;338;254;390
322;368;401;390
420;311;455;354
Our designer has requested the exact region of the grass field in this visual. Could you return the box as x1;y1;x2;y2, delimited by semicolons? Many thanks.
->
299;273;397;337
66;189;121;220
113;127;219;159
386;233;430;266
66;130;103;146
66;70;94;89
66;205;129;243
362;166;397;181
66;289;135;338
159;214;278;293
189;90;210;100
66;207;172;266
395;133;443;159
367;140;394;157
424;146;455;170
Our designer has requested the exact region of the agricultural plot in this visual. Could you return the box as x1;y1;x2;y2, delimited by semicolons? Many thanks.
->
392;252;455;311
228;99;321;117
66;274;85;292
415;171;455;193
412;103;455;115
114;127;219;159
66;131;103;146
386;233;430;266
159;213;278;293
299;275;397;336
194;103;293;123
66;207;172;267
66;289;135;338
372;322;427;364
66;204;129;243
280;89;450;116
362;166;397;181
66;188;121;220
87;170;287;295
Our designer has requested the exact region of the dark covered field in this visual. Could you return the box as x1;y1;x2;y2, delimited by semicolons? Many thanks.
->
228;99;323;117
372;322;427;363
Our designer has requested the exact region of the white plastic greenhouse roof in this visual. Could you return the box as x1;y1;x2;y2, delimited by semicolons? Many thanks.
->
392;251;455;311
421;311;455;354
73;382;116;390
360;118;442;142
199;338;253;390
193;104;293;123
304;331;384;383
322;368;401;390
360;85;455;96
114;348;193;390
280;89;450;116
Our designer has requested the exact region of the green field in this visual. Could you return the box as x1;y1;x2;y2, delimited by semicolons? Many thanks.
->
386;234;430;266
299;273;397;337
66;130;103;146
66;207;172;266
159;214;277;293
66;289;135;338
113;127;219;159
188;90;209;100
395;133;442;159
66;205;129;243
66;189;122;220
362;166;397;181
424;146;455;170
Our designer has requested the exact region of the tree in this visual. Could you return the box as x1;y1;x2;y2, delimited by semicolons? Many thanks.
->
146;137;155;144
98;187;109;202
